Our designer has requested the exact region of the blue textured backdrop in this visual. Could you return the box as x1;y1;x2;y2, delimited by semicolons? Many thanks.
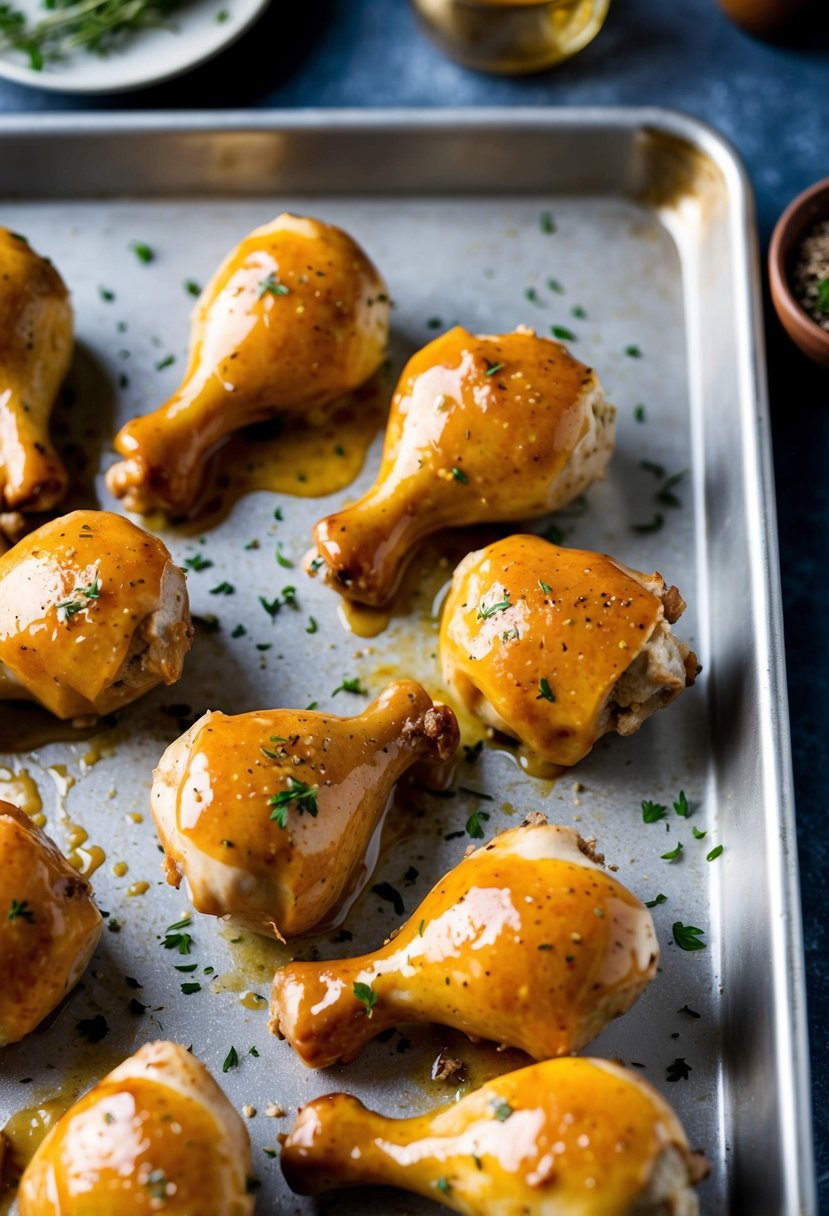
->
0;0;826;1204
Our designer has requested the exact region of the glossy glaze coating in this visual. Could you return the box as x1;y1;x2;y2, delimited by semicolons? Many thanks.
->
311;326;614;606
269;822;657;1067
0;228;73;514
440;534;698;768
282;1056;708;1214
107;213;390;516
152;680;459;939
0;510;192;719
17;1041;254;1216
0;800;101;1046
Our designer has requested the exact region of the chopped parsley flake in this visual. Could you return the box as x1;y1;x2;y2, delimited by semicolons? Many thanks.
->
305;616;318;634
666;1057;692;1082
484;361;504;377
222;1046;239;1073
645;893;667;908
536;677;556;702
184;553;213;572
706;844;724;862
477;594;511;621
258;273;290;298
353;981;378;1017
661;842;684;861
450;466;468;483
642;800;667;823
275;543;293;568
538;580;552;594
465;808;490;839
673;790;690;818
692;825;707;840
492;1099;513;1122
672;922;706;951
269;778;319;828
634;404;646;422
231;624;246;638
551;325;575;341
539;211;556;234
180;982;201;994
332;677;368;696
8;899;34;923
210;581;234;596
184;279;201;296
435;1177;452;1194
131;242;154;264
625;344;643;358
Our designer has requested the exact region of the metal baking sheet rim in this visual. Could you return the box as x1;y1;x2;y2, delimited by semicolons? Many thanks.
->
0;106;815;1214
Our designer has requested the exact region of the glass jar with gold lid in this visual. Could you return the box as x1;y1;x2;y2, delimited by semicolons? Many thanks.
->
411;0;611;75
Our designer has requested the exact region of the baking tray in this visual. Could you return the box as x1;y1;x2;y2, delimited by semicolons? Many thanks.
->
0;109;814;1215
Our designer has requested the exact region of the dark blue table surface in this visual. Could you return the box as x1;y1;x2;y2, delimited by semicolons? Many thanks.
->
1;0;827;1205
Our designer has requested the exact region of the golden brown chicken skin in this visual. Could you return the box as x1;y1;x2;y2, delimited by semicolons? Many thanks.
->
440;534;699;769
17;1041;254;1216
282;1056;708;1215
311;326;615;607
0;228;73;514
152;680;459;939
270;821;657;1067
0;800;101;1047
0;509;192;719
106;214;390;516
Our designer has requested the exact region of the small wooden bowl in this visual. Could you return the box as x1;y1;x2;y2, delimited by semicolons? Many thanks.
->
769;178;829;368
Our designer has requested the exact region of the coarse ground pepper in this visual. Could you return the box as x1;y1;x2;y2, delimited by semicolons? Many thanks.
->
791;218;829;332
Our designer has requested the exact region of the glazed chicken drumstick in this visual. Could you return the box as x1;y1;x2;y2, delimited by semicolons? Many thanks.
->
270;821;657;1067
0;800;101;1046
310;325;615;607
106;213;391;516
18;1041;255;1216
0;509;192;719
440;533;699;769
152;680;459;939
282;1057;709;1215
0;227;73;514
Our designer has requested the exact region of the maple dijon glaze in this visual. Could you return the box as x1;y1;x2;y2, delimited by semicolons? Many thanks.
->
17;1042;254;1216
0;227;73;514
310;325;615;608
440;534;699;768
151;680;459;939
282;1057;708;1215
107;213;391;518
0;510;192;719
269;822;658;1067
0;800;102;1047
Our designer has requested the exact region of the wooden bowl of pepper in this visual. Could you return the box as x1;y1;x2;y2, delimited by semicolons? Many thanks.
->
770;177;829;368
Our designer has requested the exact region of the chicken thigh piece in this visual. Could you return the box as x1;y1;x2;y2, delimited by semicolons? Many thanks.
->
152;680;459;940
311;326;615;607
270;821;657;1067
441;534;699;769
0;509;192;719
0;228;73;514
106;214;390;516
0;800;102;1047
18;1041;254;1216
282;1057;708;1215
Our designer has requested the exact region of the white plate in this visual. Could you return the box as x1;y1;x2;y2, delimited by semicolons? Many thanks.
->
0;0;270;93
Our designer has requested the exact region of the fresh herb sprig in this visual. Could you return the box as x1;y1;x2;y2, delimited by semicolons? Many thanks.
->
0;0;188;71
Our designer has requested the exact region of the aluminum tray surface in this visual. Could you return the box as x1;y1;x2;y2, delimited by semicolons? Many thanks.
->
0;112;814;1215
